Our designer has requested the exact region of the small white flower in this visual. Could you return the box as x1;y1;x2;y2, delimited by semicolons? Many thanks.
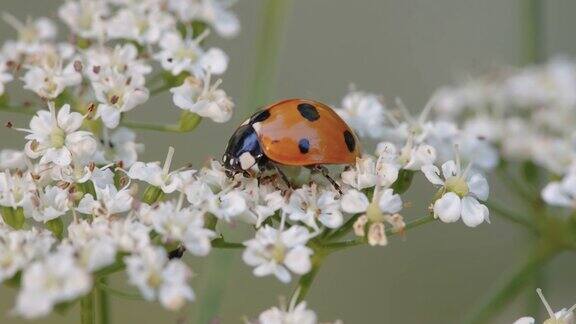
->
93;127;144;168
68;219;117;271
125;246;194;310
25;185;70;222
0;228;55;283
92;72;149;128
243;224;313;283
155;30;228;77
21;103;96;166
376;140;437;172
209;189;248;222
170;73;234;123
110;217;151;253
151;200;215;256
15;248;92;319
542;172;576;208
256;300;318;324
422;159;489;227
1;14;57;46
0;149;27;170
107;4;175;45
348;188;404;246
284;184;343;230
241;179;284;227
58;0;109;39
0;171;36;208
85;44;152;81
128;146;181;193
168;0;240;38
341;155;398;190
336;90;387;139
199;159;230;191
22;58;81;99
49;160;94;184
76;184;133;217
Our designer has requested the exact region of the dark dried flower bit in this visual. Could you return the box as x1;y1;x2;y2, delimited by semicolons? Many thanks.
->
30;139;40;151
110;95;120;105
73;60;83;72
88;161;96;171
115;160;124;169
93;65;101;74
5;121;13;128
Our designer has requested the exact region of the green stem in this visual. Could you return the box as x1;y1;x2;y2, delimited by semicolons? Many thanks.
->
80;290;96;324
0;104;36;116
496;166;537;202
464;248;555;324
327;213;361;240
197;251;235;324
96;279;144;301
97;277;111;324
485;200;537;233
244;0;292;114
293;250;326;303
150;83;173;97
121;120;182;132
522;0;545;64
211;238;244;249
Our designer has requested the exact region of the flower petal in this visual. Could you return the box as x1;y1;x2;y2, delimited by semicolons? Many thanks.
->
461;196;488;227
433;192;461;223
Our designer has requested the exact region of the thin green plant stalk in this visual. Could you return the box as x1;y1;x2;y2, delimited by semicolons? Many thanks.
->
244;0;292;115
197;250;236;324
97;277;111;324
464;247;556;324
293;251;326;303
522;0;545;65
80;290;96;324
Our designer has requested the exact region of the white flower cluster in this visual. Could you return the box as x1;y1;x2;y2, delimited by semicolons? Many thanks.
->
427;58;576;211
0;0;239;318
2;0;573;322
335;90;491;230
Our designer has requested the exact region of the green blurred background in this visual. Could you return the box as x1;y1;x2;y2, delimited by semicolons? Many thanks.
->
0;0;575;323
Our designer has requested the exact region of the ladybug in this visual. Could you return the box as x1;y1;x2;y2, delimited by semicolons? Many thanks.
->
222;99;361;192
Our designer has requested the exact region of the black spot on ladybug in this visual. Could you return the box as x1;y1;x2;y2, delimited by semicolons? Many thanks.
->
297;103;320;121
343;130;355;152
298;138;310;154
250;110;271;123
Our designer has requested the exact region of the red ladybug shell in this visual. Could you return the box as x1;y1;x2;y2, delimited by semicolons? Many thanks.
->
252;99;361;166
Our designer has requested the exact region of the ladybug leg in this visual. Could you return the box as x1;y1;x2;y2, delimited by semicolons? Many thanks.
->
271;163;294;190
310;165;342;195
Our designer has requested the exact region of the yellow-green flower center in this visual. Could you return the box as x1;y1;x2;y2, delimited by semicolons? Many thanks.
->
268;243;286;263
445;176;469;197
50;128;66;148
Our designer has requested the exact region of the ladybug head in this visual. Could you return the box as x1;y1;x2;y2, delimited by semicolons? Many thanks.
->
222;124;266;176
